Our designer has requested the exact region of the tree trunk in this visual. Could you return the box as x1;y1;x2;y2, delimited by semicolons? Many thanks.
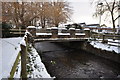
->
55;24;58;27
111;12;116;34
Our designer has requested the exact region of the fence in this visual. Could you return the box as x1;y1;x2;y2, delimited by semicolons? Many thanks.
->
2;28;26;37
91;32;120;47
9;29;33;79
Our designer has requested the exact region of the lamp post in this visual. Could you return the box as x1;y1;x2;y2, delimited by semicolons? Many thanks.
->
97;3;103;32
98;2;103;27
118;0;120;27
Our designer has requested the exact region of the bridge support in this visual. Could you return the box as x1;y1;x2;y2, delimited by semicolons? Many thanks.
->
27;26;36;37
69;28;75;38
84;28;91;38
51;27;58;38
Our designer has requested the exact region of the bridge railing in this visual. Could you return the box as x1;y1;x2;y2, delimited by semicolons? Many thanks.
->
34;27;91;38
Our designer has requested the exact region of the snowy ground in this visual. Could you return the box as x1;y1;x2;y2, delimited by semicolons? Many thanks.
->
1;37;22;79
90;40;120;54
14;45;54;79
0;38;2;80
1;37;53;79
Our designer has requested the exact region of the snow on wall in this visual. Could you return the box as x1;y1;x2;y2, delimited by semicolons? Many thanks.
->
84;28;90;30
1;37;22;78
36;33;52;36
75;33;85;35
51;27;58;29
27;26;36;28
20;38;26;46
90;41;120;54
27;47;53;78
58;33;70;35
69;28;75;30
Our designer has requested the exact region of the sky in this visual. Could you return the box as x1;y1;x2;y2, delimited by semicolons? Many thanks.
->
70;1;98;24
67;0;119;27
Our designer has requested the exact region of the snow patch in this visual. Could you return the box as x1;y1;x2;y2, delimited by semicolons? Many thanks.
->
58;33;70;35
46;28;51;30
75;33;85;35
2;37;22;78
20;38;26;46
51;27;58;29
27;26;36;28
76;29;80;31
36;33;52;35
90;41;120;54
27;46;54;78
84;28;90;30
69;28;75;30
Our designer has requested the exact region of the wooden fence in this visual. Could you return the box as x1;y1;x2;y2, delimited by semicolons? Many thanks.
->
91;32;120;47
2;28;26;37
9;31;33;79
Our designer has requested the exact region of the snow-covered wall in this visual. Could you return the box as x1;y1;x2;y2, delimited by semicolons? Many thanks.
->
58;41;120;63
81;41;120;63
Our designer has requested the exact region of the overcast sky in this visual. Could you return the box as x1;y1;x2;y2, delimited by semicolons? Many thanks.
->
68;0;119;27
70;1;98;24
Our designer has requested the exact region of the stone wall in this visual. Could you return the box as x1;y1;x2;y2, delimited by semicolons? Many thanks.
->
59;41;120;63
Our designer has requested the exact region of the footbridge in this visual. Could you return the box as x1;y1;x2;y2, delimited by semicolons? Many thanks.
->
26;26;91;42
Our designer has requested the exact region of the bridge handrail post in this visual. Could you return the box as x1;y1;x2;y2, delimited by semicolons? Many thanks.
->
20;36;27;79
69;28;75;38
84;28;91;38
27;26;36;37
51;27;58;38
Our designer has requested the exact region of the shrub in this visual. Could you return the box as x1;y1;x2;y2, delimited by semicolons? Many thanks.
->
1;22;13;38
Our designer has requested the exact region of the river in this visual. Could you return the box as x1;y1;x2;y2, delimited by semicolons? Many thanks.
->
35;42;120;79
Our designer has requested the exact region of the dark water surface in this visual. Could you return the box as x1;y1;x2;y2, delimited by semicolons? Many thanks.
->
35;42;120;79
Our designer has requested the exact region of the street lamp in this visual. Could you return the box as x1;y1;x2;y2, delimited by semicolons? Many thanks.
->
118;1;120;27
98;2;103;26
98;2;103;32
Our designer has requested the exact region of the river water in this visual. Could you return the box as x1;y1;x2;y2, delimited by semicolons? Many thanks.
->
35;42;120;79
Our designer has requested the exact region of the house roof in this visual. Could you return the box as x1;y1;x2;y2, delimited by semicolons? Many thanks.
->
86;24;100;26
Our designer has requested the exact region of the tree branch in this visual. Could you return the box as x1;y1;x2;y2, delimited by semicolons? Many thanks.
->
111;0;116;12
114;15;120;21
104;0;111;12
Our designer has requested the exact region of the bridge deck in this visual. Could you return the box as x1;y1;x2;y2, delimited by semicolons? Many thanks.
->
34;38;89;42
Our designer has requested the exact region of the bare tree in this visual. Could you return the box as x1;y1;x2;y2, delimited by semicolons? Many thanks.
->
50;1;72;27
2;2;41;28
92;0;120;33
2;1;72;28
